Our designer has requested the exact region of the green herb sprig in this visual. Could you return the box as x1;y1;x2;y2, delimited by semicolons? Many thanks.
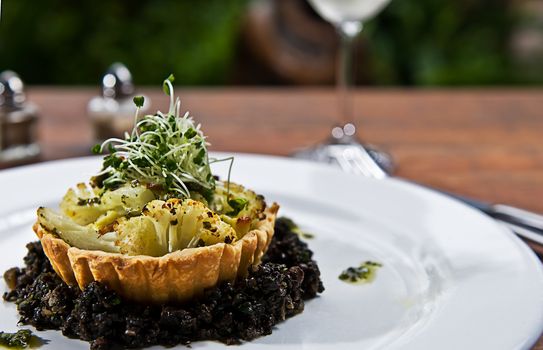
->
92;75;221;199
0;329;34;348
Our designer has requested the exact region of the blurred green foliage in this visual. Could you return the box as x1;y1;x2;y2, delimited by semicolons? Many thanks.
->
0;0;539;85
365;0;524;85
0;0;247;85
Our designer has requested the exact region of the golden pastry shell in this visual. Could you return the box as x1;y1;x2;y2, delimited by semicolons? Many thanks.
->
34;203;279;303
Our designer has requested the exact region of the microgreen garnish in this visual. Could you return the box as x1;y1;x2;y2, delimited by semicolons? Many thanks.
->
227;198;248;216
208;155;235;197
133;96;145;108
162;74;175;96
92;75;218;199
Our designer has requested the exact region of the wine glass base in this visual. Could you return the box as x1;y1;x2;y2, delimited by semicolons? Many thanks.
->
292;140;395;175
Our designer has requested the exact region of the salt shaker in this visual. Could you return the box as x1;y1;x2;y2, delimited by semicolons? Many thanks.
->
88;63;149;142
0;71;40;166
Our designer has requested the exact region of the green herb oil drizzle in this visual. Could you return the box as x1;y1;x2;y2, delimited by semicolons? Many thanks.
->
339;261;383;284
0;330;44;349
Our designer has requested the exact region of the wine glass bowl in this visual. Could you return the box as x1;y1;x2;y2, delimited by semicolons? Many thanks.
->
307;0;391;24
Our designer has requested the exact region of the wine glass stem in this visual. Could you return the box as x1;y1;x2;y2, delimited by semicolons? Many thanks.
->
336;21;363;132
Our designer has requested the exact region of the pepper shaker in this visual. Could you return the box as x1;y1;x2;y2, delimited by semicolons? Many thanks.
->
0;71;40;166
88;63;149;142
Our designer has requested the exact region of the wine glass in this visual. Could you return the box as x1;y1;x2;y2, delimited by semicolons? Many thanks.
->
294;0;394;174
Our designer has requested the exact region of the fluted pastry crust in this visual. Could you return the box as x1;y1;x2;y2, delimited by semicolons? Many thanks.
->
35;203;279;303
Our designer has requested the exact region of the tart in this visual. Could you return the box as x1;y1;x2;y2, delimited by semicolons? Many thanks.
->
34;202;279;303
33;76;280;303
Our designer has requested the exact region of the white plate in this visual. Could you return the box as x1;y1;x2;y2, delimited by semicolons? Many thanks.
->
1;154;543;350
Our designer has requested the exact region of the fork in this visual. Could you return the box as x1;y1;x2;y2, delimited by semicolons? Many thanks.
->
329;144;387;179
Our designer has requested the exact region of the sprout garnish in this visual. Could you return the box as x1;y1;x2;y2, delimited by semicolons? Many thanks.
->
92;74;230;201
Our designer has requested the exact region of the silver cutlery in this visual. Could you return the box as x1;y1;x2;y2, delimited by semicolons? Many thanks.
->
322;143;543;246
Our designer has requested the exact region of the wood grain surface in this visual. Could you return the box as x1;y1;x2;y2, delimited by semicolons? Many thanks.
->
11;87;543;347
27;87;543;210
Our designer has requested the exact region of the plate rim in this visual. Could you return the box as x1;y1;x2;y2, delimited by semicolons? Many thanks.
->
1;153;543;349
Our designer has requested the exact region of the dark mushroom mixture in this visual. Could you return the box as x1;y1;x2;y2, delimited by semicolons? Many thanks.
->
3;217;324;350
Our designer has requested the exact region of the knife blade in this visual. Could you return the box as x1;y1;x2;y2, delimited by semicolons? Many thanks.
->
438;190;543;246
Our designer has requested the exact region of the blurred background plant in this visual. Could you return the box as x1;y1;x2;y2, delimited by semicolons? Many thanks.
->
0;0;542;86
0;0;247;85
365;0;526;85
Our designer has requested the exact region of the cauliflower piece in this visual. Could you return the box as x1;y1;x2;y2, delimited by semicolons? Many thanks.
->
101;184;155;212
108;198;237;256
177;199;237;248
40;195;242;257
211;181;266;236
140;198;237;250
60;182;155;227
37;207;119;253
60;183;104;225
114;216;166;256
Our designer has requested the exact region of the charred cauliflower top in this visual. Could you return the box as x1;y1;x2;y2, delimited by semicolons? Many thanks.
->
37;181;266;257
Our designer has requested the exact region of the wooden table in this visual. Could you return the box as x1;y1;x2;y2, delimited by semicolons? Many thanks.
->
29;87;543;210
14;87;543;347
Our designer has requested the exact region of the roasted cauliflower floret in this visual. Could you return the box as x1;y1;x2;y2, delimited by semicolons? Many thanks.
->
114;216;165;256
142;198;237;250
38;198;238;257
60;182;155;227
60;183;103;225
39;179;267;257
211;181;266;236
37;207;120;253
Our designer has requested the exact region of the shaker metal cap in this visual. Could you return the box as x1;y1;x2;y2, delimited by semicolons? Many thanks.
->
0;70;26;109
102;63;135;99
